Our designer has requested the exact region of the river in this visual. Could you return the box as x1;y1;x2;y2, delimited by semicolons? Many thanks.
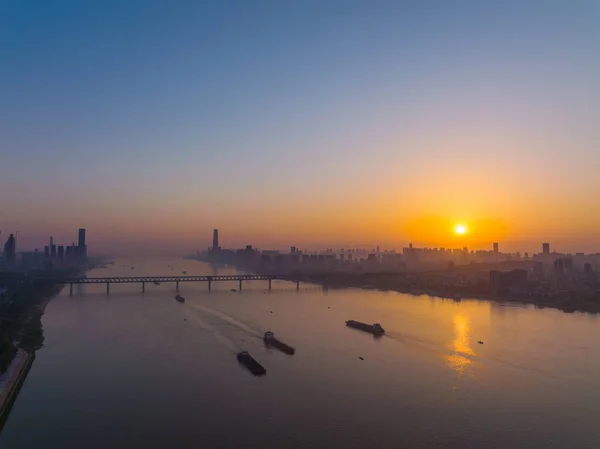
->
0;256;599;448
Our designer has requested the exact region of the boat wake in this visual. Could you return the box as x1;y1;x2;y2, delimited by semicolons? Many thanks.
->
183;310;239;353
385;331;442;349
191;305;262;339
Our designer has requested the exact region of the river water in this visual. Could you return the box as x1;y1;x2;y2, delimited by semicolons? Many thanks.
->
1;257;599;448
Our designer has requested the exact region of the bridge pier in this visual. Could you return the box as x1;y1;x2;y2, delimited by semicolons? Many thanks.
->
296;280;300;291
239;279;242;291
268;279;272;291
69;283;73;296
208;279;212;292
176;281;179;292
106;282;110;295
142;282;145;293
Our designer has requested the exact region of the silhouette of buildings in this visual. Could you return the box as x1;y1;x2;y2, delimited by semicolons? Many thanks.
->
3;234;16;266
212;229;219;251
78;228;87;260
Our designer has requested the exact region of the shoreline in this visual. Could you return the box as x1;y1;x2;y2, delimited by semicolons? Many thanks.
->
189;256;599;315
299;278;600;314
0;350;35;431
0;263;94;431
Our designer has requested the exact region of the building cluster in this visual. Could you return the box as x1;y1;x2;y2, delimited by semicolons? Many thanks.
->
2;228;88;271
200;229;600;303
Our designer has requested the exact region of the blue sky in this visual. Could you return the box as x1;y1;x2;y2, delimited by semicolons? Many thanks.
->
1;1;599;253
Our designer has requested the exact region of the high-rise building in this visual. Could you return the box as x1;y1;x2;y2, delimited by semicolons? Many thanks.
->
542;243;550;254
78;228;86;247
44;246;50;258
78;228;87;259
58;246;64;260
212;229;219;250
290;246;297;254
4;234;16;266
51;245;57;258
493;242;499;253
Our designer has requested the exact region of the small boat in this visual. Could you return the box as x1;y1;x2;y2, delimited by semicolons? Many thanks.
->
230;289;237;292
477;340;484;344
153;281;160;286
263;331;295;355
345;320;385;336
237;351;266;376
131;267;134;270
175;294;185;303
182;271;187;274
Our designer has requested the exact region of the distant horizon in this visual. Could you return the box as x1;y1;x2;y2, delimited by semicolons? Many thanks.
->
12;230;600;258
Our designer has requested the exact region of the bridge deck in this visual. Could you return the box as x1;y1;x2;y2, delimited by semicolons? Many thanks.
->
50;275;287;284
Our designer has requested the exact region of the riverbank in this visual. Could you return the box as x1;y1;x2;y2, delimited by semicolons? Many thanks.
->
192;256;600;314
297;275;600;314
0;349;34;430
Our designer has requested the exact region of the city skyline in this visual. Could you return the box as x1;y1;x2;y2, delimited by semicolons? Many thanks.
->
4;224;598;259
2;1;600;253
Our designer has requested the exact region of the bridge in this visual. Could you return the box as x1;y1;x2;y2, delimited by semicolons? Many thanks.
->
50;274;305;296
37;271;404;296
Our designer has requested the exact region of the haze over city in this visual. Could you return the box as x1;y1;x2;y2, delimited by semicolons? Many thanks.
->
2;1;600;255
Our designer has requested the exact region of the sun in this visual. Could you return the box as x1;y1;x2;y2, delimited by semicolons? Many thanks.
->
454;224;467;235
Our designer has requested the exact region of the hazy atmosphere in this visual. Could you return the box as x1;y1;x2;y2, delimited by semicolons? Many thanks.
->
2;1;600;255
3;2;600;449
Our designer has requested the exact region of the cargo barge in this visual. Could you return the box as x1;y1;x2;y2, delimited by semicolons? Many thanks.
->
237;351;266;376
263;331;295;355
345;320;385;335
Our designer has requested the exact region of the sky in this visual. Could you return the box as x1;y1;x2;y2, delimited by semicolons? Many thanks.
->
1;0;599;255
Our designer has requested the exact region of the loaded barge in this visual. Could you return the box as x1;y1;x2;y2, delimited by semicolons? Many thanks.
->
263;331;295;355
237;351;266;376
345;320;385;336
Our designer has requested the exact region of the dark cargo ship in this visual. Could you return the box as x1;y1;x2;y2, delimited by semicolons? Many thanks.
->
263;331;295;355
345;320;385;335
237;351;266;376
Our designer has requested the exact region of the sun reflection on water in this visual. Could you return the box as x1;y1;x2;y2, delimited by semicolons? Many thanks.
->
446;315;475;375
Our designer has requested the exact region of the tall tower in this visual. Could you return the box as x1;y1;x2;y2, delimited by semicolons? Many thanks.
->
212;229;219;251
542;243;550;254
493;242;499;253
4;234;16;266
78;228;87;259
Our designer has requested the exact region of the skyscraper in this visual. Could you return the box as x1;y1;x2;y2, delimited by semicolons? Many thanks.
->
78;228;87;259
212;229;219;250
542;243;550;254
493;242;499;253
78;228;86;248
4;234;16;266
